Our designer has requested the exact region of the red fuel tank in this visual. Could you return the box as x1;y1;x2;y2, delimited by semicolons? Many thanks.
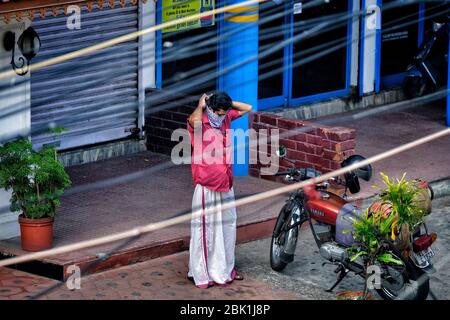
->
305;191;347;225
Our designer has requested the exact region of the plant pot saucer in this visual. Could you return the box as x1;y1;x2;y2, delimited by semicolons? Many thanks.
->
336;291;374;300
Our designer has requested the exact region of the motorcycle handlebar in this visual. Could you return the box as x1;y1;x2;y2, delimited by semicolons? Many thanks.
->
274;168;313;180
274;171;295;176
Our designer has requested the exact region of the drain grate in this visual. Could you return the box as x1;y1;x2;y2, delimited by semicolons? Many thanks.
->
0;252;64;282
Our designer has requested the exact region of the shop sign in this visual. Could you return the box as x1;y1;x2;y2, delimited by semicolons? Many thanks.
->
162;0;215;33
293;2;302;14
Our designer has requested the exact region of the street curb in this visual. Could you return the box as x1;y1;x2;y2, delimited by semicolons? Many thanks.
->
430;177;450;199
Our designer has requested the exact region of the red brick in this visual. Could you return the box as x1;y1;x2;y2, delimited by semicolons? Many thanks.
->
250;163;261;170
317;158;331;170
278;165;291;172
319;139;332;149
313;164;322;171
330;161;341;170
287;149;306;162
296;142;315;155
331;140;355;152
159;110;174;120
277;118;299;130
248;112;260;124
315;146;324;156
253;123;275;132
306;134;319;145
249;168;260;177
279;139;297;150
323;149;345;162
279;159;294;168
299;121;317;134
292;133;307;142
148;116;163;127
306;154;322;165
259;114;280;126
251;123;263;131
161;120;184;131
149;127;172;139
293;161;309;169
322;127;356;142
171;112;188;123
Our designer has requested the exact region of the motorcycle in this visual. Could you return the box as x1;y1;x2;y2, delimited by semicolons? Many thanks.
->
403;13;449;98
269;145;436;300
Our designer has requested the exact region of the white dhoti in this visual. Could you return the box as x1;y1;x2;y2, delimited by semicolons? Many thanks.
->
188;184;237;288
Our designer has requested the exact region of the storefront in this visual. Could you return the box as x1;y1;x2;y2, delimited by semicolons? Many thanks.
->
30;1;141;150
155;0;354;110
1;0;151;151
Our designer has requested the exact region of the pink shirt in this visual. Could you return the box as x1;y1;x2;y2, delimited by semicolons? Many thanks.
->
187;109;241;192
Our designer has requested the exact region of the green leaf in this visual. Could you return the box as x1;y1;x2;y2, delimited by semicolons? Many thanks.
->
350;250;368;262
377;253;404;266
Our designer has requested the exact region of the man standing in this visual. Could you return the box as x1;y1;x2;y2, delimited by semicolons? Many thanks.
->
187;91;252;288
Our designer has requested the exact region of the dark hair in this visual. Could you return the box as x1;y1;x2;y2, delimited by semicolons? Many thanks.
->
206;91;233;112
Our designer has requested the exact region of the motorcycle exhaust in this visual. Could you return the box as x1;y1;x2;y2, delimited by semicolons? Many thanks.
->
319;243;348;263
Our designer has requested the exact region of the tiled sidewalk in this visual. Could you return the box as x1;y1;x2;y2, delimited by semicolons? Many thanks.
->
0;251;300;300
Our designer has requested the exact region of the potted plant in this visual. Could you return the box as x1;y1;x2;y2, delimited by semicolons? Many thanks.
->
0;138;71;251
345;172;432;299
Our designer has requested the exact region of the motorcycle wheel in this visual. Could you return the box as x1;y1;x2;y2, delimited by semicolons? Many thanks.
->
403;75;427;99
270;202;300;272
376;256;430;300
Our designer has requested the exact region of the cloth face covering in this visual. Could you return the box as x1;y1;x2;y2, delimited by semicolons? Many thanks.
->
205;104;226;129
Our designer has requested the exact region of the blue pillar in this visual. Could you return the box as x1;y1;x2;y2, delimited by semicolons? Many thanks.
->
447;28;450;127
220;0;259;176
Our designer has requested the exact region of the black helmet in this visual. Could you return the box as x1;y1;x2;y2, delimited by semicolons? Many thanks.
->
341;155;373;194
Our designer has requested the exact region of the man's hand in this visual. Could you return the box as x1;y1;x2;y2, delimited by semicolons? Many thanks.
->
199;93;212;109
188;93;211;128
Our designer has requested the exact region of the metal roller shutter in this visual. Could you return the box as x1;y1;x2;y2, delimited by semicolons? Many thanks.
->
30;1;139;150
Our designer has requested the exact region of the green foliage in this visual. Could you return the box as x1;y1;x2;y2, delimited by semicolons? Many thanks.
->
0;139;71;219
379;172;423;227
349;172;428;267
349;208;399;266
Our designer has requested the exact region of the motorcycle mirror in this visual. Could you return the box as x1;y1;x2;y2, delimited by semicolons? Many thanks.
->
276;145;287;158
432;22;444;32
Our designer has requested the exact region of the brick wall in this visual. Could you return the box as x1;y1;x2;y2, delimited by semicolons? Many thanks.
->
249;112;356;181
145;89;196;155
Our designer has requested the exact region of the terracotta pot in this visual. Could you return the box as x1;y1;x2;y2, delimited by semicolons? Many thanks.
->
18;214;54;252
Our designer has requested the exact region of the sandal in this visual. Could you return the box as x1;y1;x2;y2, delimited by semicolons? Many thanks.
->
234;273;244;281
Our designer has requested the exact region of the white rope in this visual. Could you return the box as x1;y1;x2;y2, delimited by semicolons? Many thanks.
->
0;127;449;268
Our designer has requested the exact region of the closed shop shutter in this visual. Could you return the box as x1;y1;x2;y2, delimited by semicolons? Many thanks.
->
30;2;139;150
